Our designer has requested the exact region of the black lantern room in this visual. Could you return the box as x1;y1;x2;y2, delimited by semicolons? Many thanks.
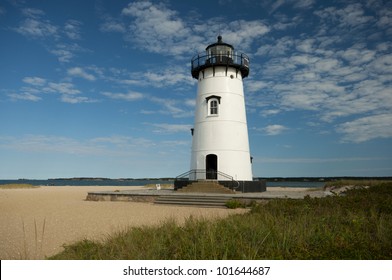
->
191;36;249;79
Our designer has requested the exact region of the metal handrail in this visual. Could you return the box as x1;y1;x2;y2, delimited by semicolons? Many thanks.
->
175;169;241;191
175;169;233;180
191;52;250;79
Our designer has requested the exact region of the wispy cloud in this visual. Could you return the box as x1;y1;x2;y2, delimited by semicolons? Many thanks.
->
67;67;96;81
14;17;58;38
337;114;392;143
259;156;388;164
250;2;392;143
0;134;178;157
149;96;193;118
64;19;82;40
46;82;80;95
115;1;269;57
50;46;74;63
263;125;288;136
11;6;86;63
102;91;144;101
150;123;192;134
49;43;88;63
60;95;97;104
8;92;42;102
22;77;46;86
100;17;126;33
111;65;194;88
8;77;96;104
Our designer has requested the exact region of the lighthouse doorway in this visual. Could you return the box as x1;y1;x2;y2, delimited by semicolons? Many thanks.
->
206;154;218;179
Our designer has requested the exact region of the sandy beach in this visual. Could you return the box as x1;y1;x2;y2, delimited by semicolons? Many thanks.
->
0;186;248;259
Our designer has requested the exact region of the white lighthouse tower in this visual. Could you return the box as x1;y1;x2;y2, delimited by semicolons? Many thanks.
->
189;36;253;183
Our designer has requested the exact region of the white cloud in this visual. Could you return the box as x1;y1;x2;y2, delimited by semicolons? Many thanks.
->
263;124;288;136
337;114;392;143
50;47;74;63
22;77;46;86
91;135;156;149
296;39;315;53
144;69;193;87
64;19;82;40
260;156;385;163
246;80;269;93
118;1;269;57
370;54;392;74
46;82;80;95
151;123;192;134
184;99;196;107
22;8;45;18
121;1;192;56
0;135;185;162
100;20;126;33
8;92;41;102
293;0;315;9
377;9;392;28
8;77;97;103
340;47;376;65
260;109;281;117
269;0;285;14
67;67;96;81
0;135;109;156
14;18;58;38
256;37;294;56
102;91;144;101
149;96;192;118
315;3;374;29
60;95;95;104
251;5;392;145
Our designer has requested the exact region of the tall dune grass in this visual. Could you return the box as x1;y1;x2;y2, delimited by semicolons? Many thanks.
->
50;182;392;260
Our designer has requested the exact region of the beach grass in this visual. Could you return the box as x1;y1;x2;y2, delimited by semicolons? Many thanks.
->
324;179;391;188
49;181;392;260
0;184;38;189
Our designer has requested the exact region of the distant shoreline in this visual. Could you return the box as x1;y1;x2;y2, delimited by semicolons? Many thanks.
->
2;176;391;181
2;176;391;188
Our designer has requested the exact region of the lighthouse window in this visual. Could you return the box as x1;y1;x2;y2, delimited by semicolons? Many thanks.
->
209;99;218;115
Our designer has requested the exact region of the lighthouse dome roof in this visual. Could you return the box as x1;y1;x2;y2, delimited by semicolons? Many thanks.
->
205;36;234;51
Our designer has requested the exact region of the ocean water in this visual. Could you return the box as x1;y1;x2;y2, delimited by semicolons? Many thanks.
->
0;179;325;188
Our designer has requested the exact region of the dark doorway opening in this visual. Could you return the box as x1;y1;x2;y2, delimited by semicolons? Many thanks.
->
206;154;218;179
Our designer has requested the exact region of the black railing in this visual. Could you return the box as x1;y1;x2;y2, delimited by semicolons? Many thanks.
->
175;169;240;191
191;52;250;79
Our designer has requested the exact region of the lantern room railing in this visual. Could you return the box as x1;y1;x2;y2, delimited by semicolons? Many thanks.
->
191;52;250;79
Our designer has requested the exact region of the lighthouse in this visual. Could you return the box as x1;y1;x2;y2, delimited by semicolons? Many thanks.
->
175;36;265;192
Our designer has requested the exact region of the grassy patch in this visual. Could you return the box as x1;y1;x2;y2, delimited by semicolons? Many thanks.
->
49;182;392;260
225;199;246;209
324;179;392;188
0;184;39;189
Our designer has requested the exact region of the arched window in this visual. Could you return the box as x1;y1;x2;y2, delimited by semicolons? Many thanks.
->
210;99;218;115
206;95;221;116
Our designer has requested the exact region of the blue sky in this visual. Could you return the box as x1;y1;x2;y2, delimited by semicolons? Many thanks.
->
0;0;391;179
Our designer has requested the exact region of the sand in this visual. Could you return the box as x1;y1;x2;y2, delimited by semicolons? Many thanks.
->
0;186;248;260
